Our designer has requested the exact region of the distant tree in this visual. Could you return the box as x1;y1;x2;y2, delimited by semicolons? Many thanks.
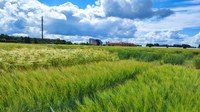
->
173;44;182;48
33;38;38;44
198;44;200;48
146;43;153;48
55;38;61;44
24;37;31;43
182;44;191;49
80;43;87;45
0;34;72;45
154;43;159;46
66;41;72;45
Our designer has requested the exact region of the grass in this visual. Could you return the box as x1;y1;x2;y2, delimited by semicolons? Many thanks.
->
1;60;199;111
0;48;118;72
0;43;46;50
161;54;186;65
193;56;200;69
0;60;149;111
76;65;200;112
0;43;200;111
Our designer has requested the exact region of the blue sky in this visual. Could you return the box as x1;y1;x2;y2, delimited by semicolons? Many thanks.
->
38;0;200;9
39;0;96;8
0;0;200;45
180;27;200;36
38;0;200;37
38;0;182;9
153;0;200;8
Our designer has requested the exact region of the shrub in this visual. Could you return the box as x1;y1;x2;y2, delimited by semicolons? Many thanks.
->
193;56;200;69
162;54;185;65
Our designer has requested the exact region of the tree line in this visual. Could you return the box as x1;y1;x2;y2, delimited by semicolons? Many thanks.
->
146;43;200;49
1;34;199;48
0;34;72;44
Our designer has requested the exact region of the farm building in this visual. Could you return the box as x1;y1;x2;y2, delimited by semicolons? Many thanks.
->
89;38;102;45
106;42;136;46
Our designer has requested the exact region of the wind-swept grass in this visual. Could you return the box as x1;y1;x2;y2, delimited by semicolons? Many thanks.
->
99;47;199;64
1;43;200;65
1;60;199;111
161;54;186;65
0;43;200;111
0;48;118;72
0;60;150;111
0;43;46;50
193;56;200;69
76;65;200;112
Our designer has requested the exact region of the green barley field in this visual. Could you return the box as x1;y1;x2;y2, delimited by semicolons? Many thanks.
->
0;43;200;112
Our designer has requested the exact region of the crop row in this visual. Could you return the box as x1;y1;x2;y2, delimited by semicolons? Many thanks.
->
106;47;200;68
0;60;150;111
49;45;200;67
1;44;200;68
76;65;200;112
0;48;118;72
1;60;199;111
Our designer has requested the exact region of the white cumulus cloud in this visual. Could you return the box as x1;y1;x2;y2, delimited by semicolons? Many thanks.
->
101;0;173;19
0;0;199;46
187;32;200;45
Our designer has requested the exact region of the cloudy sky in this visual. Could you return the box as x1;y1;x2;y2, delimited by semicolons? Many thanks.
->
0;0;200;46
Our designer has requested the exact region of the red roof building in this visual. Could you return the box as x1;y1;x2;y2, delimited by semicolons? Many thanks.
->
107;42;136;46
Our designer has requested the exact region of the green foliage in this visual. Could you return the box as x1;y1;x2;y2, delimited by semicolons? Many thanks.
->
138;52;162;62
162;54;186;65
0;60;149;111
0;48;118;71
0;34;72;44
115;50;162;62
193;56;200;69
1;60;199;111
1;43;200;111
103;47;199;64
76;65;200;112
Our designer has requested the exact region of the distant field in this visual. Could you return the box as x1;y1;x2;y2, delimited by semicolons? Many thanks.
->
0;43;200;111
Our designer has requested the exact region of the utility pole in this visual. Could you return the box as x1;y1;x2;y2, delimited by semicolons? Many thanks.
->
41;16;44;39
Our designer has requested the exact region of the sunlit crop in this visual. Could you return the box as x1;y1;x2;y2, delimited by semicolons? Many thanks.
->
193;56;200;69
76;65;200;112
0;43;200;111
0;48;118;71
